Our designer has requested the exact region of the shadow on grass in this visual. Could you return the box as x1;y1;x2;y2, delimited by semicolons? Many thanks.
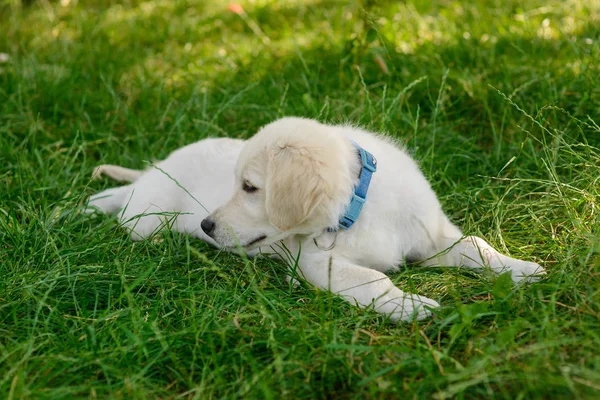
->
1;0;597;146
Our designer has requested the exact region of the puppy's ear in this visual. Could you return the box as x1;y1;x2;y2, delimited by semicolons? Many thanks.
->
265;144;326;231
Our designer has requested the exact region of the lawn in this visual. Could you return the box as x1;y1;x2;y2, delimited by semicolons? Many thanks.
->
1;0;599;398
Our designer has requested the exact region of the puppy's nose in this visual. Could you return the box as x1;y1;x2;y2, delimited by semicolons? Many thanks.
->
201;218;216;236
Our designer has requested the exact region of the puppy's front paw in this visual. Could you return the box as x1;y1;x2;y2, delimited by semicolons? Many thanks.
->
381;294;439;322
509;260;546;283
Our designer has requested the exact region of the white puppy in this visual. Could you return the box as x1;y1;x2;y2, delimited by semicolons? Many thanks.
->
88;117;544;321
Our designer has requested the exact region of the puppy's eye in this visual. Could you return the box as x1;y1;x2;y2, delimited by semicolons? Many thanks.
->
242;180;258;193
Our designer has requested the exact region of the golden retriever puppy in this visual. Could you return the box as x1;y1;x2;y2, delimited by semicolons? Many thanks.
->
88;117;544;321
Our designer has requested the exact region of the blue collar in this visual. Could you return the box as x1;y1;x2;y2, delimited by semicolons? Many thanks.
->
334;142;377;231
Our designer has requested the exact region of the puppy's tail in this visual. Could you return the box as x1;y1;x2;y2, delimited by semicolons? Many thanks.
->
92;164;144;183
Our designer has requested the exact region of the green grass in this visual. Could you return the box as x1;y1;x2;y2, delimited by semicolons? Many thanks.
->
1;0;599;398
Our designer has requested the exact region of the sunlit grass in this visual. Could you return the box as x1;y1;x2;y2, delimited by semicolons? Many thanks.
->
1;0;599;398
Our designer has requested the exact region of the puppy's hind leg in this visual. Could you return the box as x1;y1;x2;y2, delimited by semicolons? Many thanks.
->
92;164;143;182
86;185;131;215
428;234;545;284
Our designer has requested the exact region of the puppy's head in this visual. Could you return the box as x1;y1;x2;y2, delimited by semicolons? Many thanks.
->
202;117;356;250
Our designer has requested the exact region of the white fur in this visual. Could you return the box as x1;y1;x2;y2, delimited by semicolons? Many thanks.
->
87;118;545;322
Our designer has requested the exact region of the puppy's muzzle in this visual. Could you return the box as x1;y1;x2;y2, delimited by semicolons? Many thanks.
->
200;218;216;236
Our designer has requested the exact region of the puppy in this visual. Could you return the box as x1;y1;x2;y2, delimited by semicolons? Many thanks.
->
88;117;544;321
